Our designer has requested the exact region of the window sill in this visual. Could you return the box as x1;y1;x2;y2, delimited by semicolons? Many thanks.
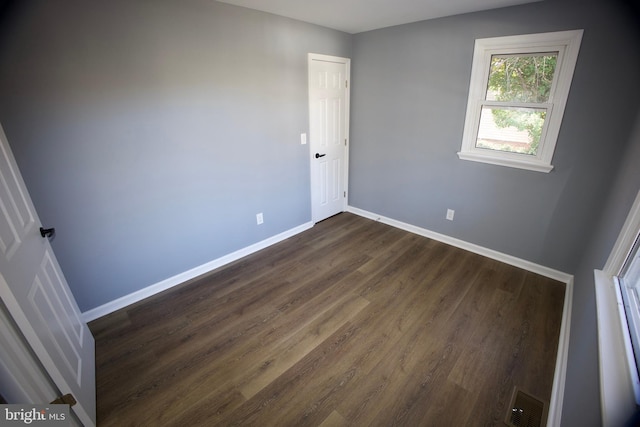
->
457;151;554;173
594;269;639;426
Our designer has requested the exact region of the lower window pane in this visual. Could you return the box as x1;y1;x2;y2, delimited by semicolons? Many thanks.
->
476;106;546;155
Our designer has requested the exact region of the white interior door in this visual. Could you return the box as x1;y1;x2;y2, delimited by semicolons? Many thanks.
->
309;53;350;223
0;123;96;426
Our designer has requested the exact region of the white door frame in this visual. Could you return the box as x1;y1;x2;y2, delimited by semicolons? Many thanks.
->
308;53;350;223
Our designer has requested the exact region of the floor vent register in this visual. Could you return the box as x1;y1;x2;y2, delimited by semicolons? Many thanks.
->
505;387;548;427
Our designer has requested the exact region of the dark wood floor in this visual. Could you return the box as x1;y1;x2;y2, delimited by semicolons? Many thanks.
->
89;213;565;426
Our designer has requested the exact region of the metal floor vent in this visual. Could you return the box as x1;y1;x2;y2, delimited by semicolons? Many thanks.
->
504;387;548;427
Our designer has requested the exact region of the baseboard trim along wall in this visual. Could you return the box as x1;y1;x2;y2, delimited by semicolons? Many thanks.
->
346;205;573;427
82;207;573;426
81;221;314;323
346;206;573;283
548;276;572;427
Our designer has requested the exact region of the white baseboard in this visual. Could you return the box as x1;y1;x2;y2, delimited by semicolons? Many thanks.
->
346;205;572;427
83;207;572;425
547;276;572;427
82;221;314;322
346;206;573;283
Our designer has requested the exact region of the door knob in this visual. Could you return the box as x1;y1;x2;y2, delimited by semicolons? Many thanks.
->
315;153;326;158
40;227;55;238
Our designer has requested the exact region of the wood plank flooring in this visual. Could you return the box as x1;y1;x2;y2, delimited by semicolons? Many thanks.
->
89;213;565;426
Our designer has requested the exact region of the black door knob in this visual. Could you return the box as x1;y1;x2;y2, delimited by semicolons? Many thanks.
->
40;227;55;238
315;153;326;158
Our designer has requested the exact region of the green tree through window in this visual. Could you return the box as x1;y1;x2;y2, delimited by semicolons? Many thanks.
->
486;54;557;154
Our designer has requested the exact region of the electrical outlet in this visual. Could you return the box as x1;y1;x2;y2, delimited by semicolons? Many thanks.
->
446;209;455;221
256;212;264;225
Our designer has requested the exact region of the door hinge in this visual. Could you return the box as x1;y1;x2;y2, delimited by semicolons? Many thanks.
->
51;393;77;407
344;191;347;198
345;80;348;88
344;138;347;146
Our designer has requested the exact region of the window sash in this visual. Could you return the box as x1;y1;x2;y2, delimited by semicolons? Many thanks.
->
480;100;552;109
475;103;549;159
468;100;554;160
619;235;640;377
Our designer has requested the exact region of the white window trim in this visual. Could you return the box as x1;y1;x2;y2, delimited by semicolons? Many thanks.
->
595;190;640;426
458;30;583;173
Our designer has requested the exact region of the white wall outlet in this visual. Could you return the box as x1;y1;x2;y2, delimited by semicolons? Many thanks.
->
256;212;264;225
300;133;307;145
446;209;455;221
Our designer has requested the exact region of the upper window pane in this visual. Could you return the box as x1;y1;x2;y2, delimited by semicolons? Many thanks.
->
485;53;558;103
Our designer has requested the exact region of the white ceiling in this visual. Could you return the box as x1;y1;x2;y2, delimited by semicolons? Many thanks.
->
215;0;543;34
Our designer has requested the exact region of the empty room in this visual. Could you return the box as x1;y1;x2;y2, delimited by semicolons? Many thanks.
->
0;0;639;426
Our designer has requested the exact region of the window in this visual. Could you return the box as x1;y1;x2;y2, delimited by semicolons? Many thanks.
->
619;235;640;379
596;190;640;425
458;30;583;172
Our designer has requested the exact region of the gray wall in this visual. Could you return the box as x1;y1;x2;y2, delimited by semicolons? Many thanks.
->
349;0;640;425
350;0;640;273
0;0;351;311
